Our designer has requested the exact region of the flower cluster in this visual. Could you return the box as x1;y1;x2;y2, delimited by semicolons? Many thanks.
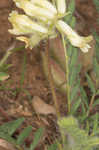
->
8;0;93;52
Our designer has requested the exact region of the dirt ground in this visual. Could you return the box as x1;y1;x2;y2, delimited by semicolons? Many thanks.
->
0;0;99;149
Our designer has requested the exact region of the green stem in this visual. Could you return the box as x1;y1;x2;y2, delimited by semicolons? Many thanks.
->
0;50;13;67
0;46;24;67
87;93;95;116
62;34;71;113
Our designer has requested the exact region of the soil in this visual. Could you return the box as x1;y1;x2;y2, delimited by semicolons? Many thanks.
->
0;0;99;149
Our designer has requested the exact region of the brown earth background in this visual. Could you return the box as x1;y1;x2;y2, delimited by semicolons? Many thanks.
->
0;0;99;149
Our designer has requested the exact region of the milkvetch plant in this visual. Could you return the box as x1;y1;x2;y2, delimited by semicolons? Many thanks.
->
5;1;99;150
8;0;93;53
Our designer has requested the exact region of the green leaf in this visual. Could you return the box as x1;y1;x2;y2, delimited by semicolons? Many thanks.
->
86;73;96;94
96;89;99;95
93;0;99;12
17;126;32;145
67;0;75;15
85;121;90;134
92;99;99;107
69;64;81;86
58;116;99;150
0;132;16;145
64;0;75;25
87;137;99;148
0;117;25;136
69;47;78;73
93;113;99;135
93;58;99;78
48;143;57;150
80;87;89;109
70;98;81;114
0;72;9;81
91;129;99;136
93;32;99;43
29;128;44;150
0;64;12;72
69;16;76;28
81;102;86;114
70;83;80;102
67;43;73;57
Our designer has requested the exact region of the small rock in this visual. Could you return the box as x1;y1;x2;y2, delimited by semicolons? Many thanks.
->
32;96;56;115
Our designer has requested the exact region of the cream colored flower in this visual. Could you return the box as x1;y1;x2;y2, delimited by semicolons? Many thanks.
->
31;0;57;14
13;0;56;20
8;0;93;51
8;11;48;35
56;0;66;14
56;20;93;52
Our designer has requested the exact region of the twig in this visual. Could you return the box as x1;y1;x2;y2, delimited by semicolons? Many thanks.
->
87;94;95;116
0;45;25;67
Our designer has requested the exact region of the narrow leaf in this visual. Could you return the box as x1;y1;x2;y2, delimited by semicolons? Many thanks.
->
80;87;89;109
67;0;75;15
48;143;57;150
17;126;32;145
0;132;16;145
69;16;76;28
69;64;81;86
96;90;99;95
0;117;25;136
93;58;99;78
81;102;86;114
70;83;79;102
91;129;99;136
70;98;81;114
69;47;78;73
85;121;90;134
64;0;75;25
92;99;99;107
30;128;44;150
93;113;98;135
86;73;96;93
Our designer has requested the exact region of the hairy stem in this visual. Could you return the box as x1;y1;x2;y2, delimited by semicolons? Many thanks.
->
87;94;95;116
62;35;71;113
45;39;60;118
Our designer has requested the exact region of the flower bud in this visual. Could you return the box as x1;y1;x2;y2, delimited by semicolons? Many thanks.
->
8;11;48;35
56;0;66;14
56;20;93;52
13;0;55;20
17;34;46;49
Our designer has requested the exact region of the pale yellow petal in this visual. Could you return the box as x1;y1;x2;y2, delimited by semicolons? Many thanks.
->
13;0;55;20
31;0;57;14
56;20;93;52
8;11;48;35
57;0;66;14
